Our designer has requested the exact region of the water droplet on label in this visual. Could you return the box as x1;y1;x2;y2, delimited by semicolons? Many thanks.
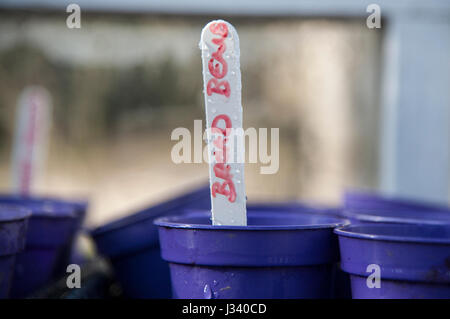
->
213;280;218;286
236;169;240;173
211;108;216;113
203;284;214;299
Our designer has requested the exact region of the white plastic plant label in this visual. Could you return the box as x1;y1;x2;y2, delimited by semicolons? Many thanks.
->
199;20;247;226
11;86;52;195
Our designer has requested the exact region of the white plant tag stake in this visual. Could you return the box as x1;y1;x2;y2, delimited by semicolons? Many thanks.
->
200;20;247;226
11;86;52;195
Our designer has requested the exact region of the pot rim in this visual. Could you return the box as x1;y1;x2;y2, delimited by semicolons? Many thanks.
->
342;208;450;225
0;204;32;222
155;211;349;231
335;223;450;244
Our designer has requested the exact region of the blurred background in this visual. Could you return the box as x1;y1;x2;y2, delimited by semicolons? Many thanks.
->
0;1;448;227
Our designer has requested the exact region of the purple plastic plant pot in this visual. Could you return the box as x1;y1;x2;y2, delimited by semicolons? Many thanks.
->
155;211;348;299
10;203;77;298
342;208;450;226
0;206;31;299
0;195;89;276
335;223;450;299
0;194;87;222
51;199;89;276
185;205;351;299
344;190;449;212
90;185;212;298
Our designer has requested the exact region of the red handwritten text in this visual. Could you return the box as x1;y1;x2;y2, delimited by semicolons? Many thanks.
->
207;22;236;203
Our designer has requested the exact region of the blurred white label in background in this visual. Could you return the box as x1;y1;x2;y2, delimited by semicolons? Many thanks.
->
11;86;52;195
